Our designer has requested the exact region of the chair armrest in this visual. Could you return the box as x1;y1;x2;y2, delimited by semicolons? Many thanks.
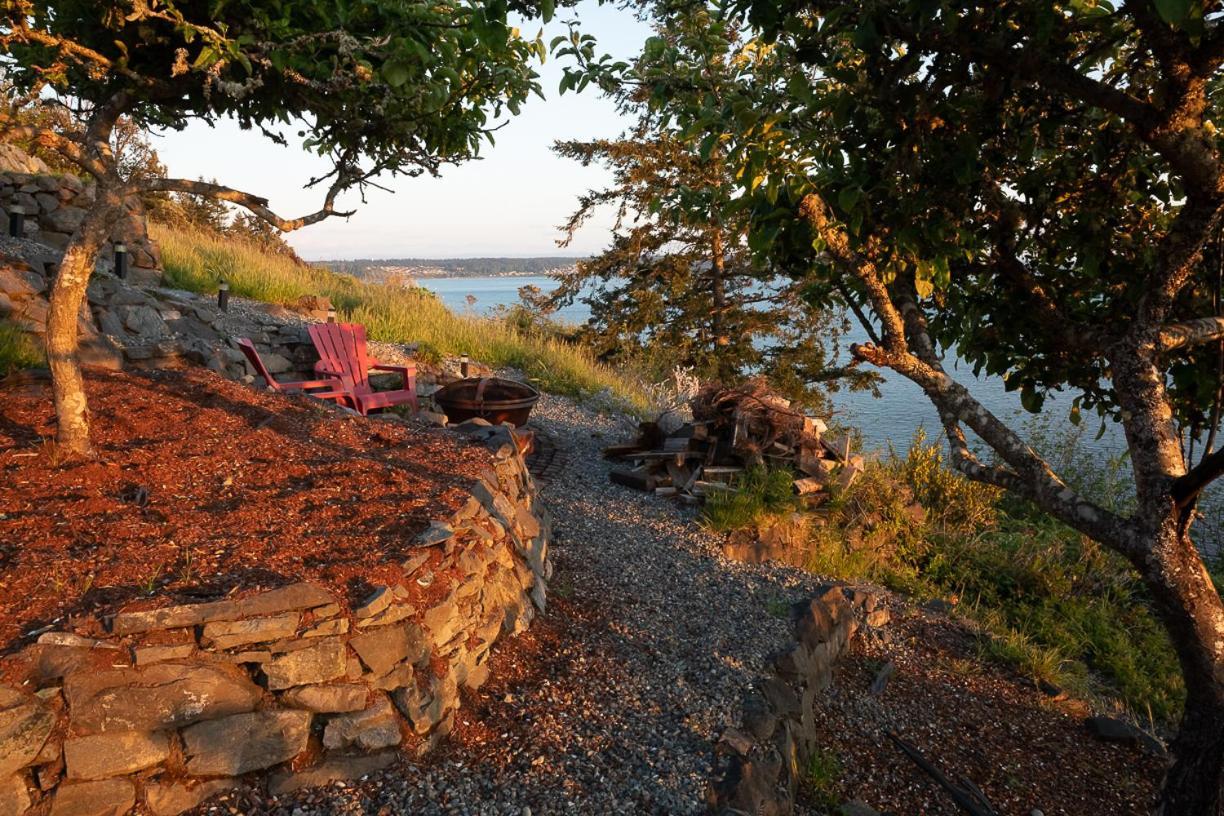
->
371;361;416;375
284;378;348;393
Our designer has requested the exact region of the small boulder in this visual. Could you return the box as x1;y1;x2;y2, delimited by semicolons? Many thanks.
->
182;710;311;776
321;695;402;752
63;731;169;780
0;687;55;778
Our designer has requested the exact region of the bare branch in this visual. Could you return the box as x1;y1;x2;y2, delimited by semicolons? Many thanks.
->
1159;316;1224;353
798;192;1132;549
141;177;354;232
0;123;108;178
1172;446;1224;508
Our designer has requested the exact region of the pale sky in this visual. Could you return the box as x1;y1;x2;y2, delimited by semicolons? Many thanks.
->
149;5;648;261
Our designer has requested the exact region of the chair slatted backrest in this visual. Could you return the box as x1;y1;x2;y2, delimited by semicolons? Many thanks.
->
236;339;282;391
309;323;372;391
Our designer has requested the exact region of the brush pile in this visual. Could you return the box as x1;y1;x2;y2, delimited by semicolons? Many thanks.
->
604;381;865;504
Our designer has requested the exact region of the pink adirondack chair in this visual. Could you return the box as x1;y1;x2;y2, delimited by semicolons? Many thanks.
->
308;322;419;415
236;339;349;403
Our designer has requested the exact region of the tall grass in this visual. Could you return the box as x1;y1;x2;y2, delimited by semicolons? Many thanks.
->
0;319;43;375
151;223;649;410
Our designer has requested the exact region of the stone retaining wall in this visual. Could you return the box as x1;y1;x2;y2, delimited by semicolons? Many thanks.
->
706;584;888;816
0;172;160;274
0;423;550;816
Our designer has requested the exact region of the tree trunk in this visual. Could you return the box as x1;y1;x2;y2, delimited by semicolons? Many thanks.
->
1141;518;1224;816
46;185;122;458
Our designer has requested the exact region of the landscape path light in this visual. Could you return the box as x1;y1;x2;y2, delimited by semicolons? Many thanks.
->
113;243;128;280
218;281;230;312
7;205;24;238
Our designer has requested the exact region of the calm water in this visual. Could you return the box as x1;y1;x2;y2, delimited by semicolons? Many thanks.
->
418;275;1125;458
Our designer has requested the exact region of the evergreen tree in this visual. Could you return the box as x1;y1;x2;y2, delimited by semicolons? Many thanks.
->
552;12;873;404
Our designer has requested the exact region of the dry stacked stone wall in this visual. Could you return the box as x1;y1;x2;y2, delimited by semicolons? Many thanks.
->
706;584;889;816
0;172;160;275
0;422;550;816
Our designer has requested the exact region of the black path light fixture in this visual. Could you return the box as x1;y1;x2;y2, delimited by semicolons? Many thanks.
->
217;280;230;312
327;306;337;323
113;243;128;280
7;205;24;238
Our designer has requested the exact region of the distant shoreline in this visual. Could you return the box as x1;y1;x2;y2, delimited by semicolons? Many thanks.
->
313;257;585;280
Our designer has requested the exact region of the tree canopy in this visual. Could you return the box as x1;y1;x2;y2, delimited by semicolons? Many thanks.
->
561;1;1224;811
2;0;553;221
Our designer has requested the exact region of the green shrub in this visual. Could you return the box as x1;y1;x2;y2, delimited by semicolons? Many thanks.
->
0;320;43;375
802;430;1187;722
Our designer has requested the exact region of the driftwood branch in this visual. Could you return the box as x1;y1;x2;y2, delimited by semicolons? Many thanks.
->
886;731;999;816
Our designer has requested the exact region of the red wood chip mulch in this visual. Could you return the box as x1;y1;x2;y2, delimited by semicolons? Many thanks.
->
0;367;491;656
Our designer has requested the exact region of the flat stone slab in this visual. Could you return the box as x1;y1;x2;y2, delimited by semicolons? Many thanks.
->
0;686;55;777
49;778;135;816
183;710;311;776
280;683;369;713
201;613;300;650
111;583;334;635
63;730;170;780
263;639;347;690
350;622;428;677
64;662;261;734
322;695;402;752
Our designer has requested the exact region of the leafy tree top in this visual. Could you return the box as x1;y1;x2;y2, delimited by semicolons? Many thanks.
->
2;0;555;214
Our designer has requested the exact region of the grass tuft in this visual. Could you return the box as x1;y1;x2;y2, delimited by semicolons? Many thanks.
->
0;319;44;375
702;466;797;531
151;222;650;411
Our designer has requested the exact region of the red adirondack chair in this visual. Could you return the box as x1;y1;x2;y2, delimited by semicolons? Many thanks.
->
236;339;350;403
308;322;419;415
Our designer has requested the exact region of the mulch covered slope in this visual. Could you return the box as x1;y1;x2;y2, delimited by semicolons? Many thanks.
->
805;606;1163;815
0;367;491;656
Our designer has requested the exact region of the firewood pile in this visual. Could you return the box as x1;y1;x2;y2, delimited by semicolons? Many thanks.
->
604;381;865;504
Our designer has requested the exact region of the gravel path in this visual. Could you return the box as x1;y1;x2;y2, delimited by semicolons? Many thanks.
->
250;392;829;816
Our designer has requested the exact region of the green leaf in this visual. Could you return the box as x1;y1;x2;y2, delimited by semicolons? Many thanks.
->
382;60;411;88
837;186;861;213
1020;386;1045;414
1153;0;1193;25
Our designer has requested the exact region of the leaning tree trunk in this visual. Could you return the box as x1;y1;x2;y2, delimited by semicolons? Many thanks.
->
46;183;122;458
1144;519;1224;816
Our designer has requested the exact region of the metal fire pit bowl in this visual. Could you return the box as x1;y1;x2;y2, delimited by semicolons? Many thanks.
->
434;376;541;427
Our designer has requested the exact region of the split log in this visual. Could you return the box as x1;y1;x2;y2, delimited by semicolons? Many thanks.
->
610;469;654;492
793;478;825;496
835;455;866;492
821;433;852;463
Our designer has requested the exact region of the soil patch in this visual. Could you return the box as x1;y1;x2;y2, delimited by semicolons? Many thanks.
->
0;367;490;656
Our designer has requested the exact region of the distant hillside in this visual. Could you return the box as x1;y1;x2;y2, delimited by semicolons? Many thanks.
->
318;257;585;279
